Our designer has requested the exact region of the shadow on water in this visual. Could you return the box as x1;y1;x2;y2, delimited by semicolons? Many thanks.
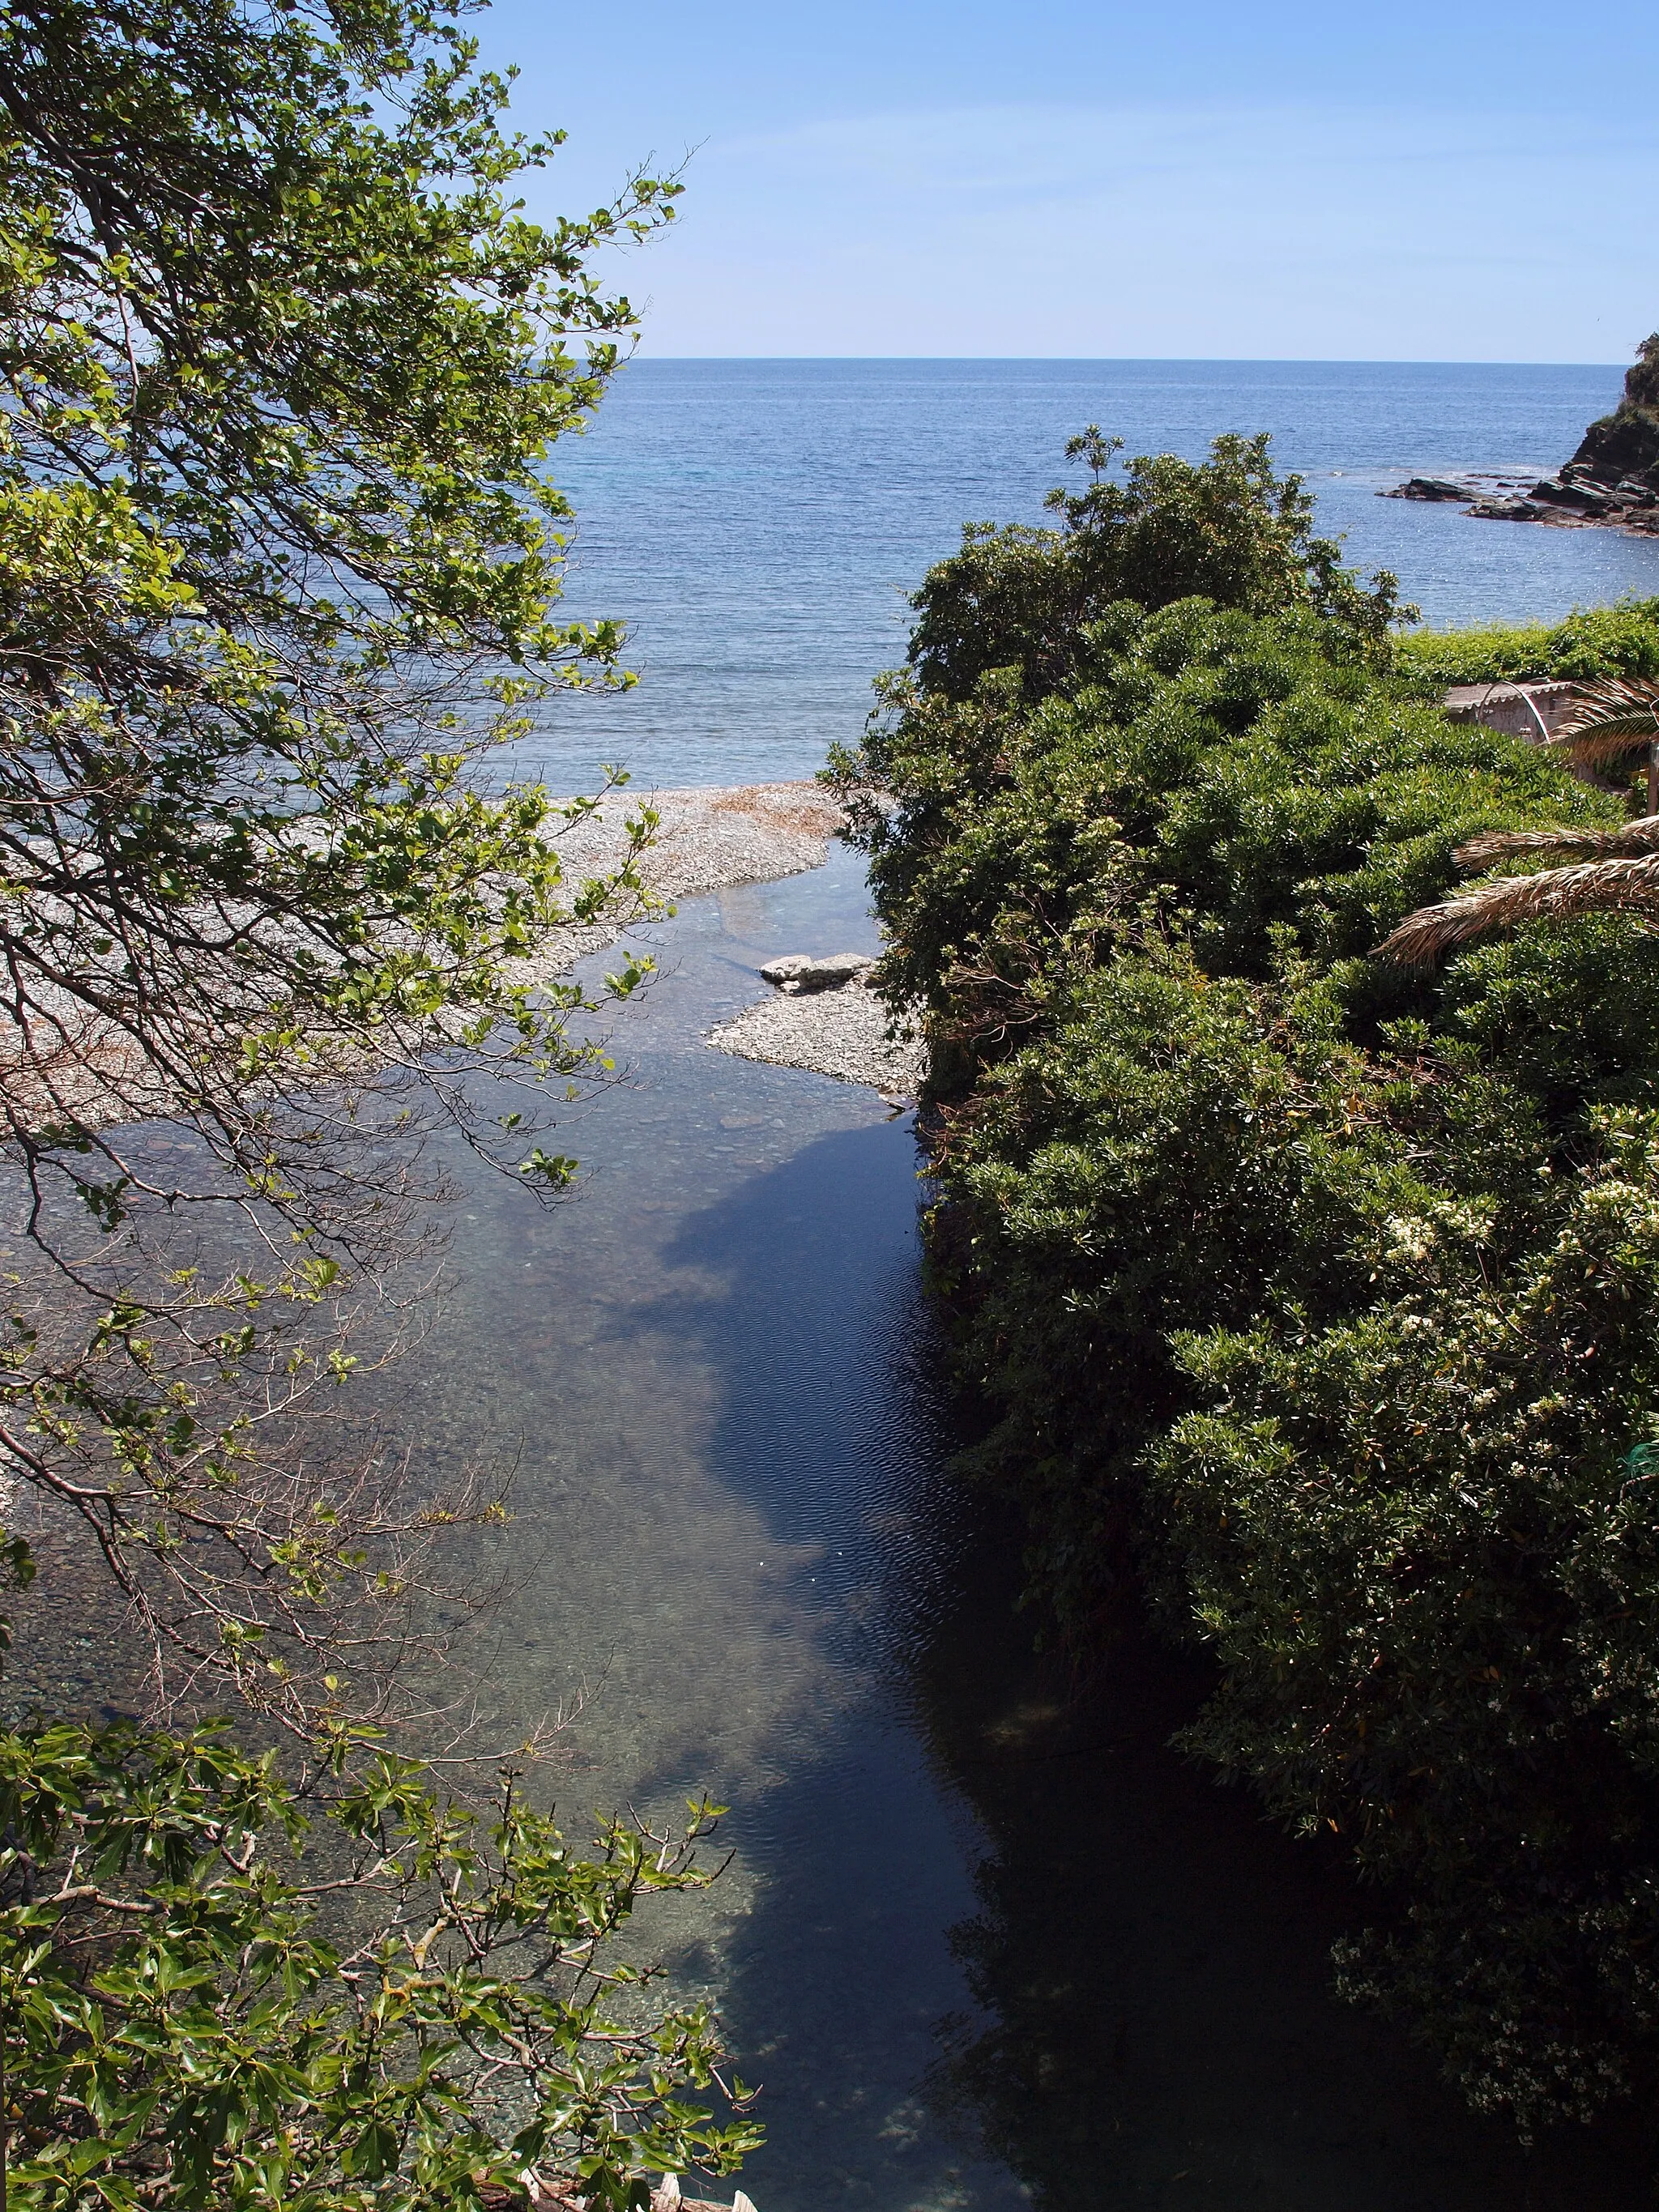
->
903;1555;1659;2211
616;1116;1659;2212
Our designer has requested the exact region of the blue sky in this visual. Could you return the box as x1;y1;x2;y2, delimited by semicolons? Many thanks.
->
474;0;1659;360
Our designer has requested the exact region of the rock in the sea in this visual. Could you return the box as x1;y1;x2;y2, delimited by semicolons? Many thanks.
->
1529;475;1616;515
757;951;875;993
1380;340;1659;536
1467;495;1550;521
1385;475;1473;501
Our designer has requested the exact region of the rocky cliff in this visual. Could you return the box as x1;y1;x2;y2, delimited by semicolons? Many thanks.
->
1386;335;1659;531
1565;332;1659;488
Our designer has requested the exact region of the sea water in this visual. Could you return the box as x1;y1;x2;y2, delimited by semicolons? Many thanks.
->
425;368;1659;2208
527;358;1659;792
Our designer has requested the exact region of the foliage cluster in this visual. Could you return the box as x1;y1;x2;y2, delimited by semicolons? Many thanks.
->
830;436;1659;2131
0;11;768;2206
908;428;1407;707
1393;599;1659;688
0;1539;758;2210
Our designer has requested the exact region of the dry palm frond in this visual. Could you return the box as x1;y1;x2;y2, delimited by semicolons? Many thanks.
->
1548;726;1659;770
1375;852;1659;967
1454;813;1659;867
1381;680;1659;966
1551;677;1659;750
1546;677;1659;787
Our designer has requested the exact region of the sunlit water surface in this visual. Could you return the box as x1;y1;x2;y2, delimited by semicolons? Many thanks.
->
528;359;1659;792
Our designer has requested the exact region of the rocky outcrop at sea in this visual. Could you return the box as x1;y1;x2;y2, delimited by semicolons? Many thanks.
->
1383;335;1659;535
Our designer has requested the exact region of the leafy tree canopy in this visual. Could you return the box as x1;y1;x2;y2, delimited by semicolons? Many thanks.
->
0;1539;762;2210
830;439;1659;2129
906;428;1409;705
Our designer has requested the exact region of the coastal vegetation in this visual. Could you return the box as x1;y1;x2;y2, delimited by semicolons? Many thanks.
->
0;0;762;2201
0;0;684;1718
6;0;1659;2177
1394;599;1659;688
831;434;1659;2134
0;1607;759;2208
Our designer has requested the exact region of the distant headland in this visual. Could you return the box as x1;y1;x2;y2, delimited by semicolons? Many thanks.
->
1387;334;1659;533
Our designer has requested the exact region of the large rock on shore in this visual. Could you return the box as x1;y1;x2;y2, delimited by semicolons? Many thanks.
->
1384;335;1659;533
708;954;925;1101
757;951;874;993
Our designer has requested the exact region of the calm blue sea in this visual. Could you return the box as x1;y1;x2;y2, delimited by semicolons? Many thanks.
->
527;358;1659;792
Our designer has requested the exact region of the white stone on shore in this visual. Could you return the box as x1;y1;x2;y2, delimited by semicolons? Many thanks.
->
757;951;874;993
514;778;929;1097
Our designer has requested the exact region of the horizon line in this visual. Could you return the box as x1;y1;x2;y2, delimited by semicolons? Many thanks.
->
620;353;1631;370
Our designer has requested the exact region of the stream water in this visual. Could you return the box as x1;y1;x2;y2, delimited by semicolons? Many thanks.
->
414;846;1654;2210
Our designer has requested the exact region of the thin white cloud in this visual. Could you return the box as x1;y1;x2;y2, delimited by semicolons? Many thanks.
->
716;101;1655;196
533;100;1659;358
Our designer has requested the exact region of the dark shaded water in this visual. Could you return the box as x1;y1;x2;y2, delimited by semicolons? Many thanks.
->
412;847;1656;2210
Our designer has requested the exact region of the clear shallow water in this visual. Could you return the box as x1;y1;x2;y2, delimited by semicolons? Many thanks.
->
416;850;1653;2210
528;360;1659;791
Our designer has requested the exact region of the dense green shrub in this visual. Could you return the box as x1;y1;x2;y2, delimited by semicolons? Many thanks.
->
832;438;1659;2133
909;430;1406;704
1394;599;1659;688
